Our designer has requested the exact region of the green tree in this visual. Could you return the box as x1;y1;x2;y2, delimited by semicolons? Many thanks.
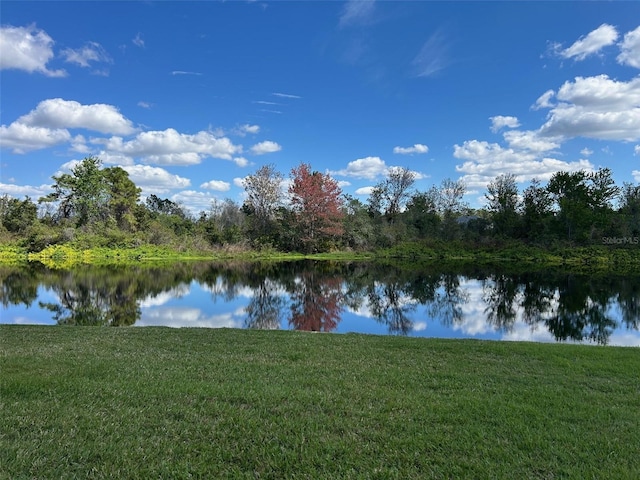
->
0;195;38;234
39;156;109;228
521;179;553;242
369;167;416;223
102;166;141;231
485;173;520;238
403;190;441;238
242;164;283;245
546;170;591;242
341;195;375;250
618;182;640;237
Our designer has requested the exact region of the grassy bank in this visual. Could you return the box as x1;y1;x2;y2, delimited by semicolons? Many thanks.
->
1;327;638;478
2;241;640;272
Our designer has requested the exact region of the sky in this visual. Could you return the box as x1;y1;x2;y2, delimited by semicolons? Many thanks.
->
1;0;640;214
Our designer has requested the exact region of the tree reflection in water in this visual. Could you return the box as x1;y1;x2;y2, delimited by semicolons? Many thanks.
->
1;261;639;345
289;270;343;332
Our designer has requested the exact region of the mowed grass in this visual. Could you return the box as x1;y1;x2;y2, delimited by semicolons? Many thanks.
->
1;327;639;479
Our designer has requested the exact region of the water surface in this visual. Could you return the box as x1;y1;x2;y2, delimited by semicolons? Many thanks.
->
1;261;639;346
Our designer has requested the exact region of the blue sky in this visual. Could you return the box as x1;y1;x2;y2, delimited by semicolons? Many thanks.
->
1;1;640;214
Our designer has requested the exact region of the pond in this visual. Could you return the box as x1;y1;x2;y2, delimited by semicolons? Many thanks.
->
1;260;639;346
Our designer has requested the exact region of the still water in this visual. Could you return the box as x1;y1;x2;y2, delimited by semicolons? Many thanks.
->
1;261;639;346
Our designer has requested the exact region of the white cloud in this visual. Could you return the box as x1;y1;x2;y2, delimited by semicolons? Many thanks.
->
0;24;66;77
121;165;190;194
170;190;220;215
393;143;429;155
490;116;520;133
533;89;555;110
0;182;52;199
250;140;281;155
333;156;388;180
355;186;375;195
133;32;145;48
558;23;619;61
70;135;90;154
18;98;136;135
581;148;594;157
238;124;260;135
233;177;246;188
502;130;560;153
538;75;640;142
200;180;231;191
171;70;203;76
618;26;640;69
412;29;451;78
137;101;153;109
339;0;375;28
635;145;640;156
272;92;301;99
337;180;351;188
0;122;71;153
233;156;249;167
102;128;241;165
633;170;640;182
454;139;593;189
60;42;112;68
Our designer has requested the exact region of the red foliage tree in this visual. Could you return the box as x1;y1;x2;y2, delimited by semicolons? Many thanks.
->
288;163;344;253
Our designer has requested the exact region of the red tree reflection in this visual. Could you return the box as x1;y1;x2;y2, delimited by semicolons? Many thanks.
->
289;270;343;332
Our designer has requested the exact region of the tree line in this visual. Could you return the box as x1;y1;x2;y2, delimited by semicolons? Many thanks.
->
1;156;640;253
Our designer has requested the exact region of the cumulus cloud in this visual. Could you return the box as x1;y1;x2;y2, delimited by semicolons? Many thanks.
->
0;123;71;153
61;42;112;68
235;124;260;136
333;156;388;180
454;139;593;189
355;186;375;195
121;165;190;194
170;190;220;215
0;182;52;199
635;145;640;156
502;130;560;153
490;116;520;133
393;144;429;155
250;140;281;155
538;75;640;142
634;170;640;182
338;0;375;28
532;89;555;110
200;180;231;191
242;124;260;134
557;23;619;61
0;24;66;77
18;98;136;135
101;128;241;165
617;26;640;69
233;157;249;167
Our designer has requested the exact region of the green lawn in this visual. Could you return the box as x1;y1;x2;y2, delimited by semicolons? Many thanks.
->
1;326;639;479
